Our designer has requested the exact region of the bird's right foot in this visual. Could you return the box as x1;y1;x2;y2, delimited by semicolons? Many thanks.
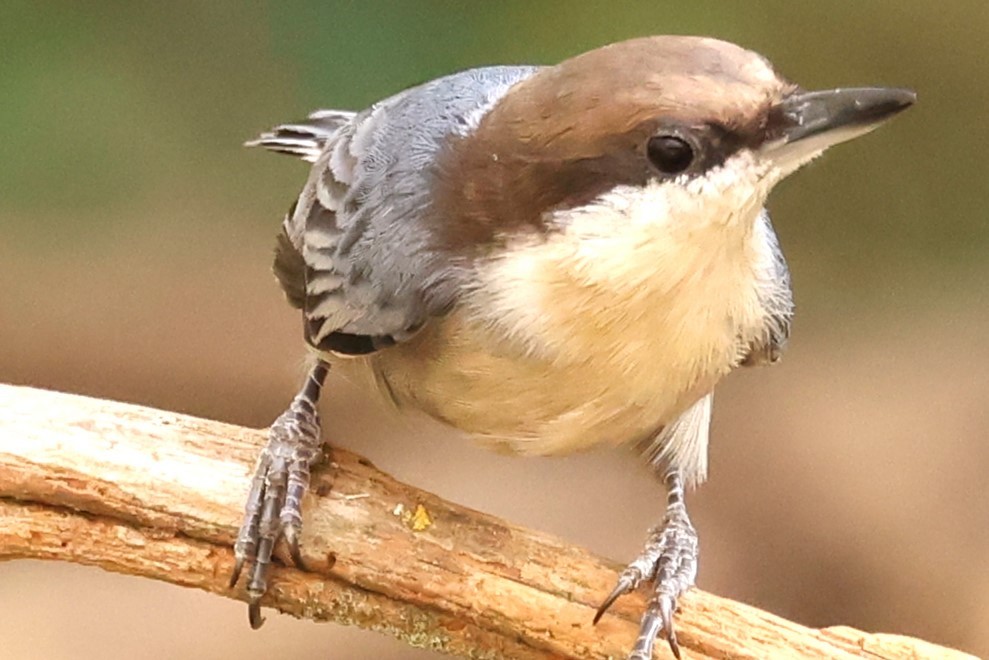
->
229;361;328;628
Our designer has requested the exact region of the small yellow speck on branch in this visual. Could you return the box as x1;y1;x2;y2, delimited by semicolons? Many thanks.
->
409;504;433;532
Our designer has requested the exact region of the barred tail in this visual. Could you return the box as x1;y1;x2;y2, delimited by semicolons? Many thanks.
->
245;109;355;162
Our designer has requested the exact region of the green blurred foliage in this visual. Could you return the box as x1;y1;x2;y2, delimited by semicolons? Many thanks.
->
0;1;986;304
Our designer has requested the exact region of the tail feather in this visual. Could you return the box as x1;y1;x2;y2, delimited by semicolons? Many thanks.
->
246;109;355;162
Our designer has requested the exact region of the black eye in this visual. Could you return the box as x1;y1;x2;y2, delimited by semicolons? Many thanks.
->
647;135;695;174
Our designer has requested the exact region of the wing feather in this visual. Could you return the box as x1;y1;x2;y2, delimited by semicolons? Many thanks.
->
256;66;540;355
246;110;356;162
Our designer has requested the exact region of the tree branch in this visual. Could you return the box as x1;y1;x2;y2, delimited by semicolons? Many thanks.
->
0;384;973;659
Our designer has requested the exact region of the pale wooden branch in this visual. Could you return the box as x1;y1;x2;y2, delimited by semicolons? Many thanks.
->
0;384;973;660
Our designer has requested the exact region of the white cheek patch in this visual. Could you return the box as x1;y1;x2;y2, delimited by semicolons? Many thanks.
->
548;150;772;243
470;150;778;365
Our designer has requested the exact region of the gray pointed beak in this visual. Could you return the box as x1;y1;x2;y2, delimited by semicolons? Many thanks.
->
763;87;916;175
778;87;916;144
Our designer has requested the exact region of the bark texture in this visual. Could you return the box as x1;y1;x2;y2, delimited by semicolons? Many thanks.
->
0;384;974;659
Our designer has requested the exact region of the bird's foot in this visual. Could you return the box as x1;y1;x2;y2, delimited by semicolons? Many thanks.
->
229;363;327;628
595;504;697;659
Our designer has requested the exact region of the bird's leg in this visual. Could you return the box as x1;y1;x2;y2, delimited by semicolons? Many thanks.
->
229;360;329;628
595;467;697;660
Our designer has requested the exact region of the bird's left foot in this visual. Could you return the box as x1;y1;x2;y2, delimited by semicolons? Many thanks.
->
595;472;697;659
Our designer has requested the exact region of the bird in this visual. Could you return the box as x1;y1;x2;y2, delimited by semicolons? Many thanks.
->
231;35;914;659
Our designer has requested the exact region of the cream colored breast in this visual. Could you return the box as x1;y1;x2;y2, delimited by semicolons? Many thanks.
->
360;163;777;455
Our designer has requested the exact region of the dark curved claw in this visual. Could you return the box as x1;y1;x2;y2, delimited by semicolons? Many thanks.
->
229;556;245;589
248;600;265;629
625;593;682;659
665;610;680;660
593;571;638;625
284;524;308;571
650;595;680;660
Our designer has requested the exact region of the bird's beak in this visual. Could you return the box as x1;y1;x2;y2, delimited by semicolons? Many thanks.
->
762;87;916;175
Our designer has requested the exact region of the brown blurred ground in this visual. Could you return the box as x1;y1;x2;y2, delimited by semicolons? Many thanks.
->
1;2;987;659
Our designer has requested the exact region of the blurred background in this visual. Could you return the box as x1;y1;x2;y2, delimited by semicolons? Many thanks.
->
1;2;986;658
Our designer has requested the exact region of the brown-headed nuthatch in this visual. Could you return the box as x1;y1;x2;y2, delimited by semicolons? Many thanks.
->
232;35;914;659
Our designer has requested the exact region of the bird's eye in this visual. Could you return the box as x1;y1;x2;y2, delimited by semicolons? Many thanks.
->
647;135;695;175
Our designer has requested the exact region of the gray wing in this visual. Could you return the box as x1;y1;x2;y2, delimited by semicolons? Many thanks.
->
741;210;794;366
251;65;539;355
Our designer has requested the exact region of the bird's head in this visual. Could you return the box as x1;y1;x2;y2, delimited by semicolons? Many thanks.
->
435;36;914;249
